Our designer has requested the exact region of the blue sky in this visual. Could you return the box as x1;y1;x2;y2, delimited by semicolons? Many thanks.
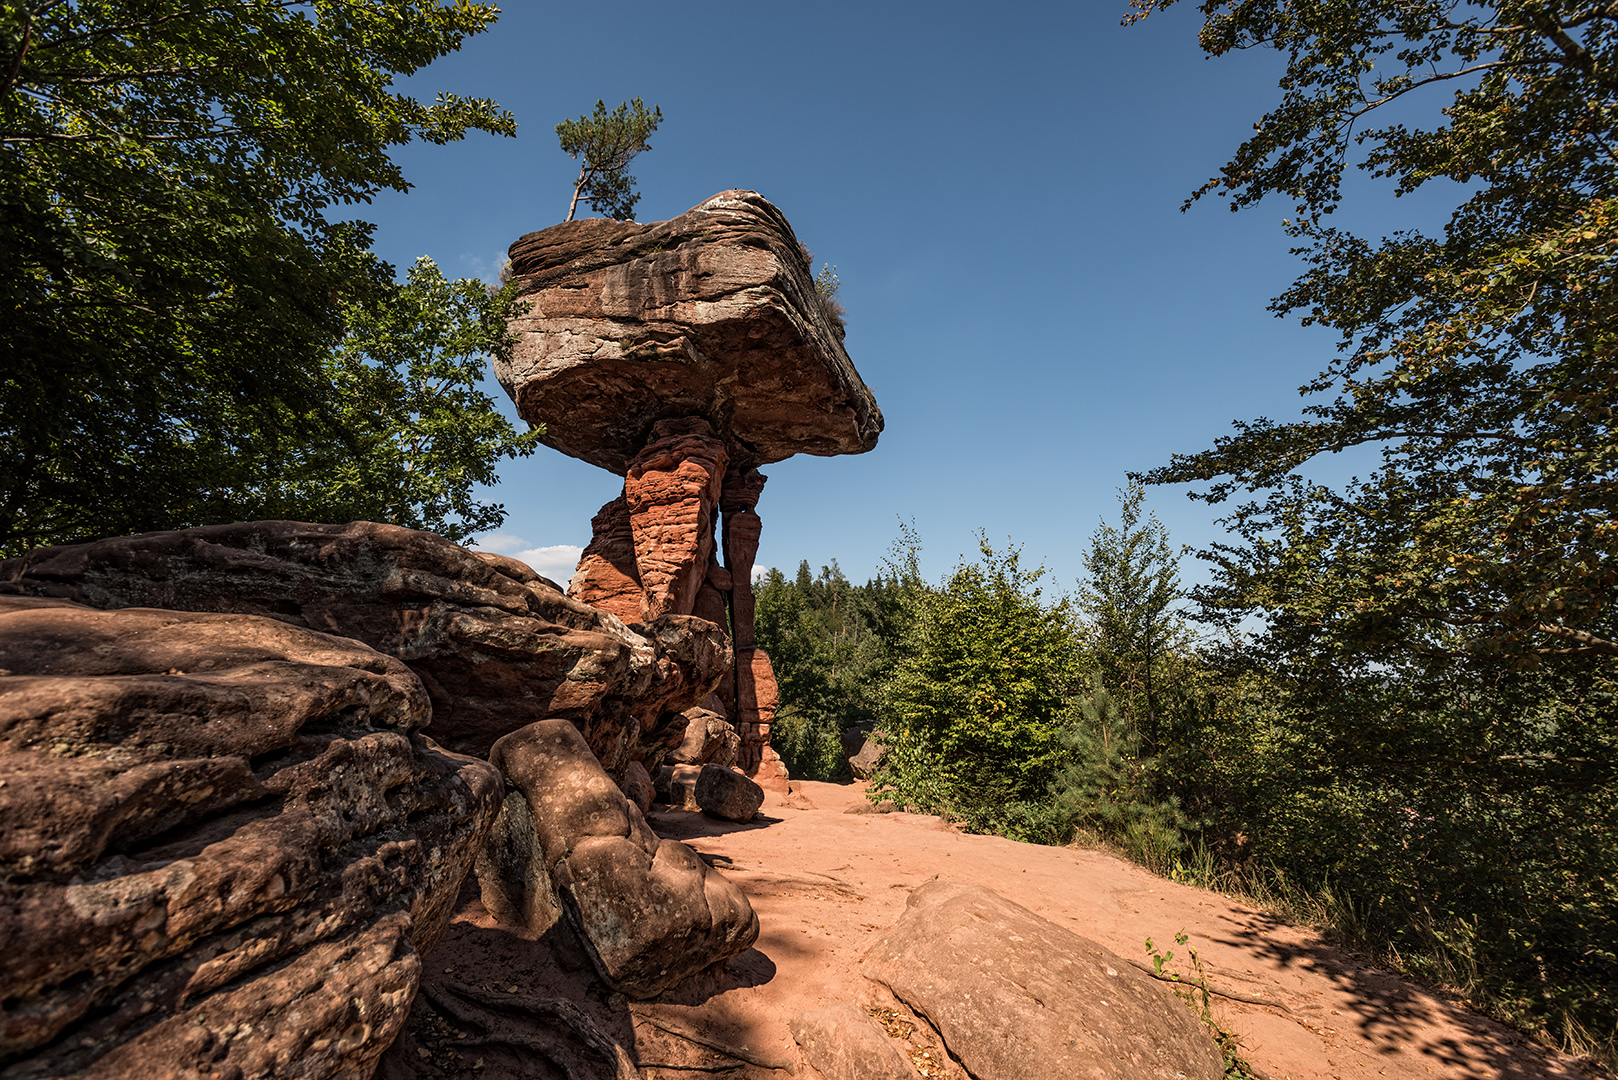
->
362;1;1451;595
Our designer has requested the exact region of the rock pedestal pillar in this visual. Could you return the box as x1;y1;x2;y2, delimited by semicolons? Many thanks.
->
571;419;727;624
565;428;790;793
722;469;790;793
624;420;728;621
567;495;641;622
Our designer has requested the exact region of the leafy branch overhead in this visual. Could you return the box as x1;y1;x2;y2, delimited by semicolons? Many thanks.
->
1127;0;1618;665
0;0;518;553
556;98;662;222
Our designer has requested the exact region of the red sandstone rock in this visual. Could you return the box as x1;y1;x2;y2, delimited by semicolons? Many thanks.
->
789;1004;918;1080
656;763;703;811
695;764;765;823
501;190;882;475
734;647;783;778
566;495;642;622
623;419;727;621
0;521;729;770
862;881;1223;1080
722;507;764;651
669;707;740;767
621;760;655;815
482;720;757;999
0;597;501;1079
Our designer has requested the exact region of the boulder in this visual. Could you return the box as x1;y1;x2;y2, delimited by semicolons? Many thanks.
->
789;1004;916;1080
847;733;886;780
861;880;1224;1080
621;760;655;815
669;707;741;767
483;720;757;998
0;520;730;769
695;763;765;823
501;190;883;475
0;596;502;1079
655;763;703;811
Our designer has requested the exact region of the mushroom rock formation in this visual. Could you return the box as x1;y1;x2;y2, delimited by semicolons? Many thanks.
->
503;190;883;793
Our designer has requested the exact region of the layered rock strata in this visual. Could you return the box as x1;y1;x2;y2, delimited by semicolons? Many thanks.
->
0;520;728;774
0;596;502;1079
505;191;882;795
500;190;882;474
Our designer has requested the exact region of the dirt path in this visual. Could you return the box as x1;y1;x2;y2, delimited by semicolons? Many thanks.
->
649;781;1595;1080
385;780;1599;1080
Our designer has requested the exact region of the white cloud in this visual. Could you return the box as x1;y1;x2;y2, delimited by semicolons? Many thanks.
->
474;533;529;555
472;535;584;583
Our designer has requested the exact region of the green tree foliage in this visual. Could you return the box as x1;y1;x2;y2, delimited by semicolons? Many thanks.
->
556;98;662;222
1126;0;1618;1053
0;0;516;556
1076;481;1188;755
871;535;1084;833
1128;0;1618;665
244;258;542;543
1053;675;1189;863
755;559;904;780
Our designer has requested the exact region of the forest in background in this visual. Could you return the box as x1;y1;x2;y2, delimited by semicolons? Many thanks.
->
756;489;1617;1068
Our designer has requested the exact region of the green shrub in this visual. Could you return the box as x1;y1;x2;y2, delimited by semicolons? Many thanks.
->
870;535;1082;816
1053;675;1188;870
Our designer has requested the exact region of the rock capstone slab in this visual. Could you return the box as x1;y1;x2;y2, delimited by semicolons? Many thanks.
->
501;189;883;474
861;880;1223;1080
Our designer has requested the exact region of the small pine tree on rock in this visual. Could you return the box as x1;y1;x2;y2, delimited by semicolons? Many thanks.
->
555;98;662;222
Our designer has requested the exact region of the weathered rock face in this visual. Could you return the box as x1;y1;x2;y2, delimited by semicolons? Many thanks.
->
789;1005;918;1080
482;720;758;999
622;419;727;621
694;764;765;823
567;494;642;623
862;881;1224;1080
501;190;883;475
734;647;789;790
669;707;740;767
846;730;886;780
0;521;729;771
0;596;502;1080
655;763;703;811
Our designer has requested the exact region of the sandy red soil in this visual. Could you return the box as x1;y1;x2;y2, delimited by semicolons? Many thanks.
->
382;780;1603;1080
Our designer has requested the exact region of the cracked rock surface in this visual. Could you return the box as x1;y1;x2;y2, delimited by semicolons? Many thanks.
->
0;596;502;1080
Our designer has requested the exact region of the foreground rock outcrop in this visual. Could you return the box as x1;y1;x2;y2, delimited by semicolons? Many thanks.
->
503;191;885;794
862;880;1224;1080
0;596;502;1079
477;720;758;998
0;520;728;774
